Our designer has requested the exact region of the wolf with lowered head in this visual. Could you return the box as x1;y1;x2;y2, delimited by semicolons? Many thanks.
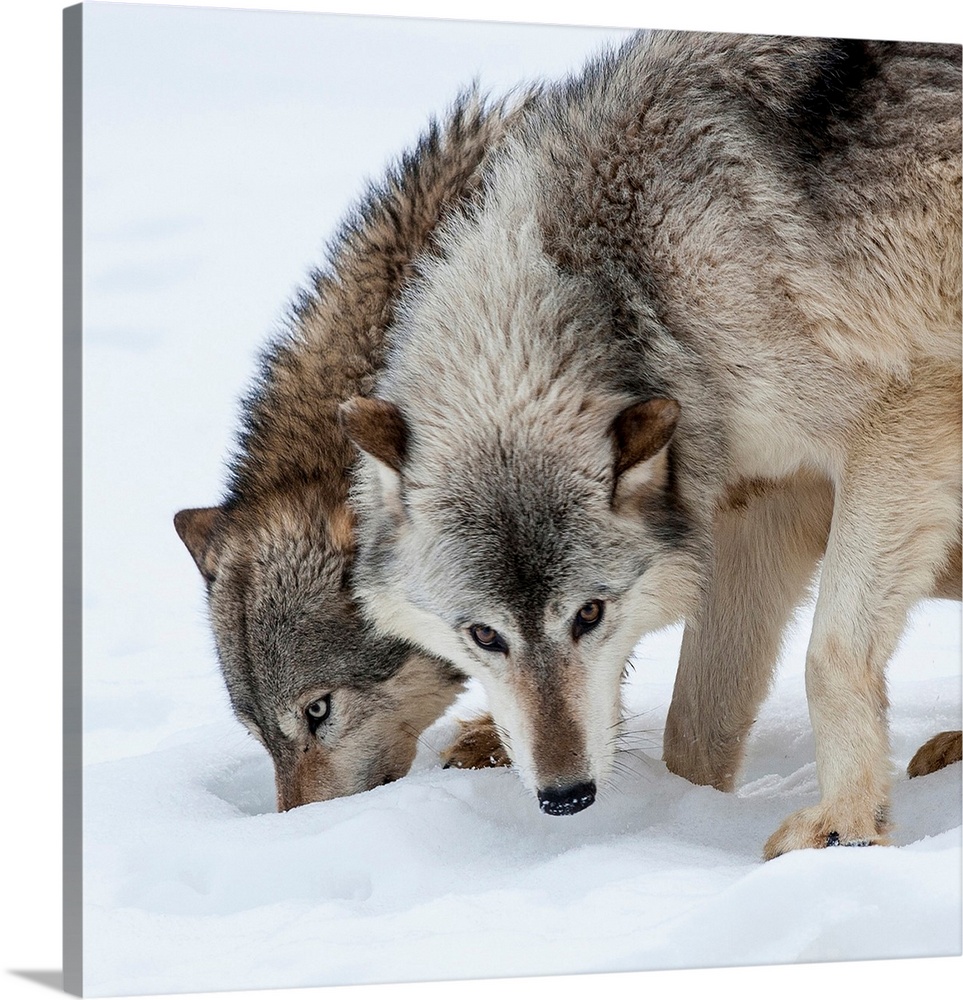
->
344;31;962;858
175;92;530;810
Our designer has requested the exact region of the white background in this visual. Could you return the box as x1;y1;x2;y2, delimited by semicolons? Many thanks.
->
2;2;961;1000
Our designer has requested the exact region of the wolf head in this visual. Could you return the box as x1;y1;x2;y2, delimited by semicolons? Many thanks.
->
175;496;463;810
345;187;707;814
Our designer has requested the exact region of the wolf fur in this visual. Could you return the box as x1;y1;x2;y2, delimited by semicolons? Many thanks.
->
907;730;963;778
174;90;531;809
345;32;962;856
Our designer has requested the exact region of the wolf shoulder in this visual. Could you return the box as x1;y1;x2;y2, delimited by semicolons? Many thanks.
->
539;33;962;377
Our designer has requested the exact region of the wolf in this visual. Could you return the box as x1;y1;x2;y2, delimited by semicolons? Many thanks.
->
174;91;530;810
344;31;962;857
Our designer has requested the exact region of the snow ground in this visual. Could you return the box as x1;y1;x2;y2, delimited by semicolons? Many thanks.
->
82;607;962;996
78;4;961;996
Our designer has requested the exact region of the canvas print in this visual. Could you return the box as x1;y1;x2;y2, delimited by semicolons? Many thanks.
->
67;2;962;996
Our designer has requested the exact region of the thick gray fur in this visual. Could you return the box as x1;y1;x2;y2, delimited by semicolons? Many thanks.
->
348;31;961;857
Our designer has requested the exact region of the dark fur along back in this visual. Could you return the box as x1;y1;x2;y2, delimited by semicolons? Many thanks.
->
767;39;961;183
225;89;536;513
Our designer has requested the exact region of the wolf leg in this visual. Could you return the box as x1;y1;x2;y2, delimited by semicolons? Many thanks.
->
763;378;961;859
441;714;512;770
664;472;832;790
907;730;963;777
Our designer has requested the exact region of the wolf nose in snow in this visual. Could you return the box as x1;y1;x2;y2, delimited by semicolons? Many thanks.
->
537;781;597;816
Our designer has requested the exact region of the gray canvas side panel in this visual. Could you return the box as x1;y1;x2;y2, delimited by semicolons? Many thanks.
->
63;3;83;995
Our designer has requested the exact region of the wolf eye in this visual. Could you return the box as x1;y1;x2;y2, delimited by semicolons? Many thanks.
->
305;695;332;734
572;600;605;640
469;624;509;655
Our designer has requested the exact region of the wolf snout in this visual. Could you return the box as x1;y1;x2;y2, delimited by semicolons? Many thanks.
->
537;780;597;816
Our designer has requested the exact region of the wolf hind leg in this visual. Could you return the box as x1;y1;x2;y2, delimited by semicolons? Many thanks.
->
664;471;833;791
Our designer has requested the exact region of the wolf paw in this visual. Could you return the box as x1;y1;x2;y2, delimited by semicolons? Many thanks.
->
763;804;888;861
441;714;512;770
907;730;963;778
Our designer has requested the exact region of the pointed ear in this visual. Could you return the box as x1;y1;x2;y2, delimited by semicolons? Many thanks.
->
610;398;680;502
339;397;409;473
174;506;227;583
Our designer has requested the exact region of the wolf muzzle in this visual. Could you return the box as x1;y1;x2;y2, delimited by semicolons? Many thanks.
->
537;780;597;816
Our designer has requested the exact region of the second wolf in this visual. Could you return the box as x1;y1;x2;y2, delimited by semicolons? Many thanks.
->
174;92;528;809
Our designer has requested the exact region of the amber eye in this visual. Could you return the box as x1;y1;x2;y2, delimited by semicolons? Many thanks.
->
469;624;509;655
305;695;332;734
572;600;605;640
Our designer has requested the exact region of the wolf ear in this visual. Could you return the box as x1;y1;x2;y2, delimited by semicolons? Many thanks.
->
610;398;680;505
339;397;409;473
174;506;227;583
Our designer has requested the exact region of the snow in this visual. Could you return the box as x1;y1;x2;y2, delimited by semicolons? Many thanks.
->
78;3;961;997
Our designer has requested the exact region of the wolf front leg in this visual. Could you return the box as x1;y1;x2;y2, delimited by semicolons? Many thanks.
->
664;472;832;790
907;730;963;778
441;714;512;770
763;371;961;860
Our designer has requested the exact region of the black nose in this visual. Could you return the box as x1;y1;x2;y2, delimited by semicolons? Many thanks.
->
537;780;596;816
